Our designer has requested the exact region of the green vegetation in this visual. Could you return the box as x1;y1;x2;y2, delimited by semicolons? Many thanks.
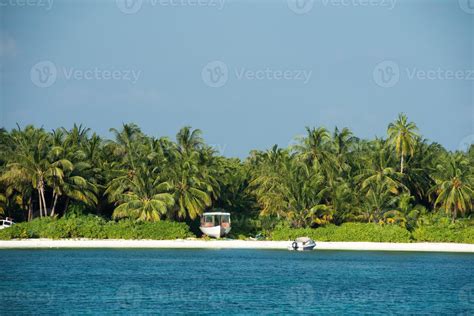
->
0;215;193;240
270;223;412;243
412;214;474;244
0;113;473;242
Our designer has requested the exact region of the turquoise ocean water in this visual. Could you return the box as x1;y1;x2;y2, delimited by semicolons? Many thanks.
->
1;249;473;314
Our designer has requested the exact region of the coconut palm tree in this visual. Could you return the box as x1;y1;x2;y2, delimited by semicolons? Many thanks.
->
355;140;408;222
0;193;6;217
176;126;204;155
387;113;419;173
250;148;331;228
431;153;473;222
4;126;54;217
248;146;291;219
157;127;219;220
293;127;333;168
357;140;406;194
165;150;214;220
106;163;174;221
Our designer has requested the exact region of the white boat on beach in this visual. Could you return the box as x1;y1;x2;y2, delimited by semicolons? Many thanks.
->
0;218;14;230
199;212;231;238
288;237;316;251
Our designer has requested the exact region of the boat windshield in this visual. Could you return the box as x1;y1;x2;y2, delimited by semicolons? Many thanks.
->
201;214;231;227
221;215;230;224
201;215;215;227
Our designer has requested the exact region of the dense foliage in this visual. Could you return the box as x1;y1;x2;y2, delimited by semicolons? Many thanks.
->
0;215;193;240
0;113;473;241
270;223;412;242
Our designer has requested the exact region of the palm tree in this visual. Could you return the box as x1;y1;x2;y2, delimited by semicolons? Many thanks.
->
165;151;214;220
48;127;99;216
4;126;54;217
0;193;6;217
157;127;218;220
431;153;473;222
387;113;419;173
248;146;291;219
109;123;145;169
332;127;357;162
106;165;174;221
249;148;331;228
356;140;407;222
293;127;332;168
176;126;204;154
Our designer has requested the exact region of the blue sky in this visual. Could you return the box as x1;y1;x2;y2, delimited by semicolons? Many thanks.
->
0;0;473;157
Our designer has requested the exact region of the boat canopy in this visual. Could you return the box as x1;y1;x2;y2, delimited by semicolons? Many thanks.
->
201;212;231;227
202;212;230;216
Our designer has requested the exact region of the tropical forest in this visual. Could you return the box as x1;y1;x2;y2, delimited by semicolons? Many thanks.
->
0;114;473;242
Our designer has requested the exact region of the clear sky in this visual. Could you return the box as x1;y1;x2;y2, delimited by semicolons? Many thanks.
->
0;0;473;157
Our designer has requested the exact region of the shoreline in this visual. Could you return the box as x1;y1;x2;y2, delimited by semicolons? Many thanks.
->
0;239;473;252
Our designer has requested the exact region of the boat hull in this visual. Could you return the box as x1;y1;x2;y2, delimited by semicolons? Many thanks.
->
199;225;231;238
288;241;316;251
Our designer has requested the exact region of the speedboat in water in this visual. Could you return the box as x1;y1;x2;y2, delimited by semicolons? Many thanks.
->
199;212;231;238
0;218;14;230
288;237;316;251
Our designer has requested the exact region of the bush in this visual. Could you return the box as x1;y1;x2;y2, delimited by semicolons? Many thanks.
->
0;216;194;240
412;216;474;243
270;223;412;242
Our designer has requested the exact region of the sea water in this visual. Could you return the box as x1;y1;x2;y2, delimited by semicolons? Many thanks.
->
1;249;473;314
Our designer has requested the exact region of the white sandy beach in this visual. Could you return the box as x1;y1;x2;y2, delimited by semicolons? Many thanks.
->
0;239;473;252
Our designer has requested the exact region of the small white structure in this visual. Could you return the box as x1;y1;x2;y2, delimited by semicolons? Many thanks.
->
288;237;316;251
199;212;231;238
0;218;14;230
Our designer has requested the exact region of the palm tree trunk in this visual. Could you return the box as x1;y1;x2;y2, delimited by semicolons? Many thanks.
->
64;197;70;215
28;196;33;221
38;188;43;218
40;187;48;217
400;155;404;174
452;205;458;223
51;193;58;217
